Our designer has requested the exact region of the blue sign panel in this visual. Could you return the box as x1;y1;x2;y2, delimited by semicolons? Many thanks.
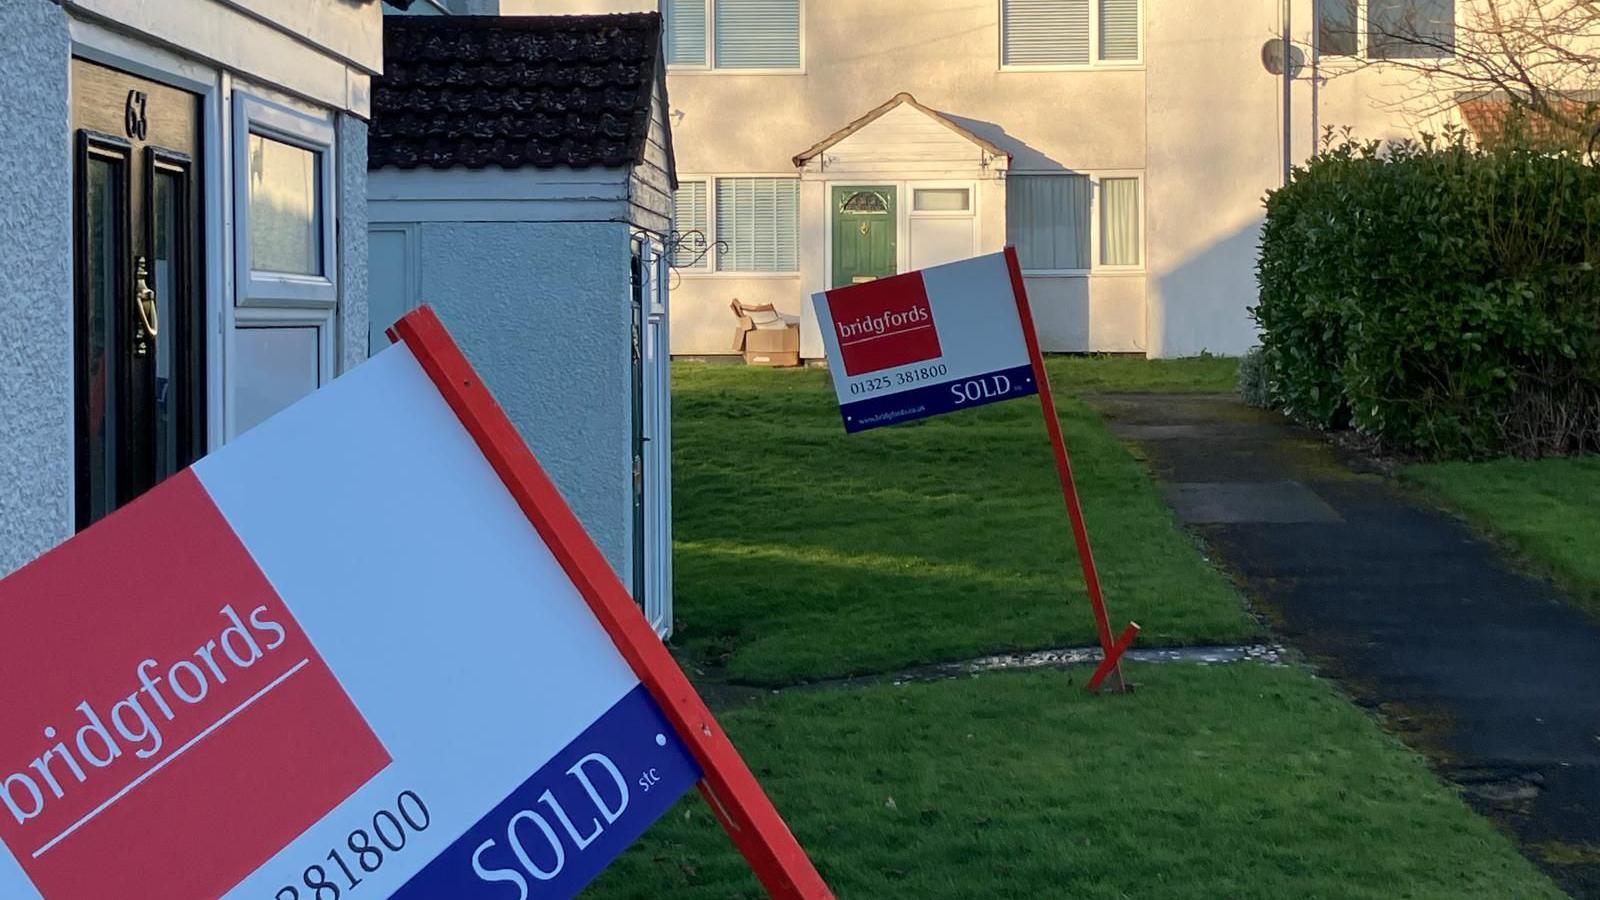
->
394;685;701;899
838;364;1037;433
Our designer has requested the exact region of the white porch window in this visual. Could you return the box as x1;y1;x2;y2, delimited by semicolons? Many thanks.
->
1099;177;1141;267
234;94;337;306
666;0;802;70
715;177;799;272
671;180;709;268
1007;174;1090;272
231;93;337;438
1001;0;1140;68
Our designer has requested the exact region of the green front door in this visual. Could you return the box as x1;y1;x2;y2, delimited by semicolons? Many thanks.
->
831;186;897;288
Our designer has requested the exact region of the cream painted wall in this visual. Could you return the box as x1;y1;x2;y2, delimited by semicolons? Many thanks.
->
506;0;1548;357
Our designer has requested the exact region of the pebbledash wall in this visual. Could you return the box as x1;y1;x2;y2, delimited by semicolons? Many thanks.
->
0;0;378;579
372;216;638;570
501;0;1476;358
0;2;75;580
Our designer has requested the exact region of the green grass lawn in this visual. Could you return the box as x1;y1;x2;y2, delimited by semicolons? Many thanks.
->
1403;456;1600;614
669;357;1258;686
588;664;1559;900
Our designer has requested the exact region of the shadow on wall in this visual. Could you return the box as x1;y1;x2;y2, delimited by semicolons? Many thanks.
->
941;112;1074;173
1153;215;1264;357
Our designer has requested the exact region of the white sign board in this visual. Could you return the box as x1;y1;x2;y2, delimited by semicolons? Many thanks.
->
811;251;1038;432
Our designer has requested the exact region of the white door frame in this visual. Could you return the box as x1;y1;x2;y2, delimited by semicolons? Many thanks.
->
640;238;673;638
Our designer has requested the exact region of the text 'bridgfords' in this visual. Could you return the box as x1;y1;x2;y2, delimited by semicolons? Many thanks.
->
1;605;286;828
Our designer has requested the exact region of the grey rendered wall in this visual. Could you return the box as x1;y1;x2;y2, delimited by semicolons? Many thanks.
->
417;222;635;578
339;115;371;372
0;2;72;579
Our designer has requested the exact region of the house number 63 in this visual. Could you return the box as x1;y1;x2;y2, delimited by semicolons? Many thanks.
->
124;90;148;141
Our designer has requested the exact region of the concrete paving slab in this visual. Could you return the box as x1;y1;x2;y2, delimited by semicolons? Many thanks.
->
1164;481;1343;524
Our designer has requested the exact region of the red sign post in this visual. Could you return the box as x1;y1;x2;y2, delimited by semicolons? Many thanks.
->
811;248;1139;692
1003;247;1140;692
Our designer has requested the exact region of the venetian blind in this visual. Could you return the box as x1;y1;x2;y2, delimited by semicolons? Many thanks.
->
714;0;802;69
664;0;708;66
1002;0;1091;67
672;181;709;268
715;178;799;273
1098;0;1140;61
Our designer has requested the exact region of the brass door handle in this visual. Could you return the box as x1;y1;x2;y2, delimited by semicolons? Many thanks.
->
135;256;159;338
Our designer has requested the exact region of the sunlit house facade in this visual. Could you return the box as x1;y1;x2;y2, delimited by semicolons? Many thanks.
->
480;0;1486;359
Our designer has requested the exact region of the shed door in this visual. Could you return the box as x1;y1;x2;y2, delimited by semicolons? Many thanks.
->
640;241;673;637
831;186;897;287
71;59;205;529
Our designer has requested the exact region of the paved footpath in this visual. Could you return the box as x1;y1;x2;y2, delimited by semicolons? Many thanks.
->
1088;392;1600;898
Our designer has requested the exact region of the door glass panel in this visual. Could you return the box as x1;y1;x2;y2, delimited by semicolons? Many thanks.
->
84;157;119;524
152;169;180;480
248;133;321;275
234;327;319;435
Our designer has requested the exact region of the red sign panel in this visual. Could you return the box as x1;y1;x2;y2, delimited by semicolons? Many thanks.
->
826;271;943;376
0;472;389;899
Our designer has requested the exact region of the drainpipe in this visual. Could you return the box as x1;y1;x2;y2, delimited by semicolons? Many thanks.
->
1282;0;1294;185
1310;0;1320;157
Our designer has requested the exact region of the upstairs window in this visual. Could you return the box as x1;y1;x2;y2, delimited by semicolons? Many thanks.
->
666;0;802;70
1368;0;1455;59
1316;0;1360;56
1316;0;1455;60
1000;0;1141;68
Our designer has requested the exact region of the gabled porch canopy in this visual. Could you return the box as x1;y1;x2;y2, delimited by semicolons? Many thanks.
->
792;92;1011;175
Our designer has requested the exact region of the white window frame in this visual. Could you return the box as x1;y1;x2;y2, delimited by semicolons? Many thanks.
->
224;306;337;440
666;0;807;74
1009;170;1144;276
1315;0;1458;64
233;92;338;308
676;174;802;278
997;0;1145;72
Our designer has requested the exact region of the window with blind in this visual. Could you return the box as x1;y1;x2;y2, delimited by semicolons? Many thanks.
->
665;0;802;70
1001;0;1140;68
715;178;799;272
671;181;709;268
665;0;708;66
1007;174;1091;271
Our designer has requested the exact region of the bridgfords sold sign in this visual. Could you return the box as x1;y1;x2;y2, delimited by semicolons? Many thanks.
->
0;309;830;900
811;251;1038;432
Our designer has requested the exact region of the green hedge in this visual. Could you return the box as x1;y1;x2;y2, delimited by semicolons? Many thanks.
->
1253;134;1600;458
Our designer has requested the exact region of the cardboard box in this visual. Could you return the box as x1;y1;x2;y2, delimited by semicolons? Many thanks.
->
741;325;801;367
730;299;802;367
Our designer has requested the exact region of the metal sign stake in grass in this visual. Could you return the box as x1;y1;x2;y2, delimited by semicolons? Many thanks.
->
812;248;1138;692
0;306;832;900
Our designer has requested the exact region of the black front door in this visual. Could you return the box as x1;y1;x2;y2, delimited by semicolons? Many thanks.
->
71;59;205;528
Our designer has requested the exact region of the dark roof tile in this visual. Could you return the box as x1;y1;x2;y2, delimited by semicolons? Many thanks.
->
370;14;661;172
